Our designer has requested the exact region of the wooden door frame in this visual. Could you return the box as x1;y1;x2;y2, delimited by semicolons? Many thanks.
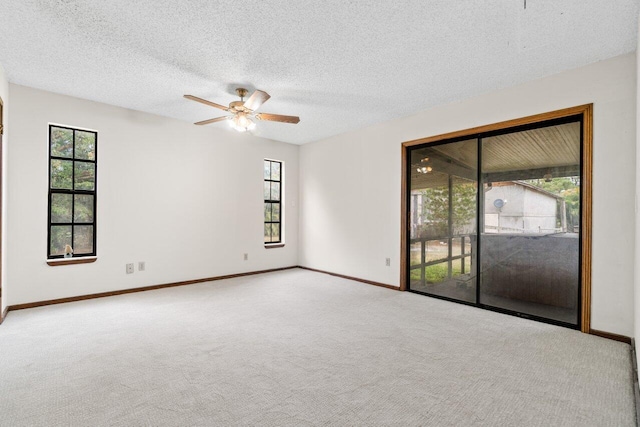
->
400;104;593;333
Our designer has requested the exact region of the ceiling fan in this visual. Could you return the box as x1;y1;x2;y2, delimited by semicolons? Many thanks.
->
184;88;300;132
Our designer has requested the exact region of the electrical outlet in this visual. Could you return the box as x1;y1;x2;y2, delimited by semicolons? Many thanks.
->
126;263;134;274
385;258;391;267
138;261;145;271
244;253;248;261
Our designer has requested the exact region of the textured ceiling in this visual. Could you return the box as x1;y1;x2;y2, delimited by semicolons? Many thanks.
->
0;1;638;144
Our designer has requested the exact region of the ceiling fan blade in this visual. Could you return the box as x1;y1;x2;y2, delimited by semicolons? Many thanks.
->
194;116;229;125
255;113;300;124
243;90;271;111
184;95;229;111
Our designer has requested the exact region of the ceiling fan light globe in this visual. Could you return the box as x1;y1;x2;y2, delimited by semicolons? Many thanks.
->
230;113;256;132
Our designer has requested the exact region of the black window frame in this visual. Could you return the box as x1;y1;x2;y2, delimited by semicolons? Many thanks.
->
47;124;98;259
264;159;282;244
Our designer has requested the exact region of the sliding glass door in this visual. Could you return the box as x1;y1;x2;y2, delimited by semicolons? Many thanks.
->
478;120;581;325
409;139;478;303
406;116;583;328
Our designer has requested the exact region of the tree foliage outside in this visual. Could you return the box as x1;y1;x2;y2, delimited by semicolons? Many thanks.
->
417;178;476;239
523;176;580;230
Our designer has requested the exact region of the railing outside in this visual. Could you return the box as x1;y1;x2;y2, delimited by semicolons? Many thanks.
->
409;234;474;286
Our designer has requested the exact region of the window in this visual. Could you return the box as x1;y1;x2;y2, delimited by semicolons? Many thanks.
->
264;159;282;244
48;125;97;258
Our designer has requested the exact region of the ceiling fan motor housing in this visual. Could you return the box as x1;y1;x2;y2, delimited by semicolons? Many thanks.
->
229;100;247;112
235;88;249;99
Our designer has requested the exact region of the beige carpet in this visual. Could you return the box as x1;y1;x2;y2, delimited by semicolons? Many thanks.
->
0;268;635;426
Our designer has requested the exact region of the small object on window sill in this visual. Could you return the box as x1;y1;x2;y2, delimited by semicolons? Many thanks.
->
64;244;73;258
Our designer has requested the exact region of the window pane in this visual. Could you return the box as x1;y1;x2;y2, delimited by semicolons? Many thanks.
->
73;225;94;254
270;182;280;201
264;203;272;221
50;225;72;256
51;159;73;189
272;203;280;222
51;193;72;223
51;127;73;158
264;161;271;180
264;182;270;200
74;162;95;190
74;194;94;223
264;223;272;243
271;162;281;181
271;223;280;242
75;131;96;160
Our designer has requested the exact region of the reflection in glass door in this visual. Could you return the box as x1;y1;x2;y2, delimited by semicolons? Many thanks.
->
407;117;582;328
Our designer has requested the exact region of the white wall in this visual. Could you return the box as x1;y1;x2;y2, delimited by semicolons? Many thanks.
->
0;64;8;316
6;84;298;305
300;53;637;337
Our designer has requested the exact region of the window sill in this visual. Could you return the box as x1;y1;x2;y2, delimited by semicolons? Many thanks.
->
264;244;285;249
47;257;97;266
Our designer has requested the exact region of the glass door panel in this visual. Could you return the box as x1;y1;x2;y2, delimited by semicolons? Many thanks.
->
408;139;478;303
479;121;581;325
